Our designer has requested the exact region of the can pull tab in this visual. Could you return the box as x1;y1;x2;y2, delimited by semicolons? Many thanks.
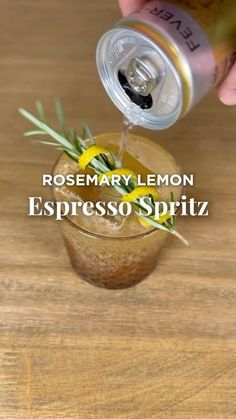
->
125;56;159;97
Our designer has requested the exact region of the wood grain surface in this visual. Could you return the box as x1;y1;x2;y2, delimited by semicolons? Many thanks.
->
0;1;236;418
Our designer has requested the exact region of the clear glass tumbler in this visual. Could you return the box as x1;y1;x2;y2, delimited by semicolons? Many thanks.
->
52;132;181;289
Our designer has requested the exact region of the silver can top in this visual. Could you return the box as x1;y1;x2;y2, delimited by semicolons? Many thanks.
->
96;26;183;130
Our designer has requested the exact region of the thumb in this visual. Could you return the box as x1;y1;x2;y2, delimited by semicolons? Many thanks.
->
118;0;148;16
217;61;236;106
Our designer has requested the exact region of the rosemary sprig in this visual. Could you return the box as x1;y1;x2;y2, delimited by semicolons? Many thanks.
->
19;100;188;245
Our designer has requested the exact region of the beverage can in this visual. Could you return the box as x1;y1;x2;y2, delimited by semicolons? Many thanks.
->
96;0;236;129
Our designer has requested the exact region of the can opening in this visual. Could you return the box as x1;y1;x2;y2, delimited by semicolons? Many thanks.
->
118;70;153;110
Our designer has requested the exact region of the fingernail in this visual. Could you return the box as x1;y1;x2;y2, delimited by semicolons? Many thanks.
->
220;90;236;106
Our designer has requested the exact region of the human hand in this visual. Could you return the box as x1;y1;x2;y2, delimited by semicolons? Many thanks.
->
218;61;236;105
118;0;147;16
118;0;236;105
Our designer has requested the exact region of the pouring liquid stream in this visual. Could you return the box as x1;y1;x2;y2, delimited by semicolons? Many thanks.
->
117;103;144;166
117;117;133;167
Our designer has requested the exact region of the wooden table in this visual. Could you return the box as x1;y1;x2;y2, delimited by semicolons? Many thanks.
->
0;1;236;418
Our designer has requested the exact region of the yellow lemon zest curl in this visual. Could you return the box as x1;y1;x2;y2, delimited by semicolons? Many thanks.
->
121;186;158;203
79;145;113;170
79;147;171;231
138;212;171;227
98;168;137;183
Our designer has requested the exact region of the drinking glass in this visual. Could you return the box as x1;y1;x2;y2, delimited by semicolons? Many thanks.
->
52;133;181;289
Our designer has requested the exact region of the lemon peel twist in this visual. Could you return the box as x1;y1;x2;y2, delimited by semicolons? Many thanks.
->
121;186;158;203
138;212;171;227
98;168;137;183
79;145;113;170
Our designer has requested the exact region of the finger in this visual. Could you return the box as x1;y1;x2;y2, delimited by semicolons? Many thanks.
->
217;61;236;105
118;0;147;16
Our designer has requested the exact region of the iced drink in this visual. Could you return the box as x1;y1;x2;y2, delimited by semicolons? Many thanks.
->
53;133;181;289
